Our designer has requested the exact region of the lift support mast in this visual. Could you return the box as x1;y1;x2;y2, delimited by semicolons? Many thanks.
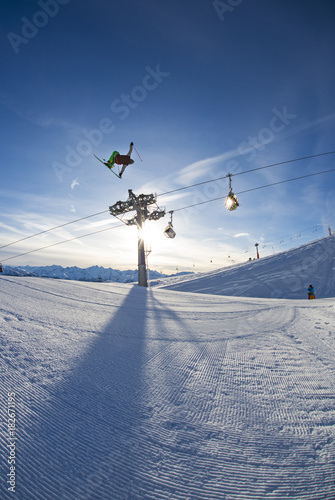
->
109;190;165;287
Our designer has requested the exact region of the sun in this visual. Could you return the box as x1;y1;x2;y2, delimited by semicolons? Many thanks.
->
138;220;166;250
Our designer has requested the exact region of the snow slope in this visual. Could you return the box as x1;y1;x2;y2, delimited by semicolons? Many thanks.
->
155;235;335;299
0;275;335;499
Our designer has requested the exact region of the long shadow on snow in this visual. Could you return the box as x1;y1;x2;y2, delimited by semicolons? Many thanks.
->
15;286;150;500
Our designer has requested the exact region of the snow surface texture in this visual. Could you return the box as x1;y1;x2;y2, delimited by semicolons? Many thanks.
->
0;236;335;499
155;235;335;299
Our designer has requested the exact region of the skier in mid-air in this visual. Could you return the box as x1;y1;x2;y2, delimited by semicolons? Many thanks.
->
106;142;134;178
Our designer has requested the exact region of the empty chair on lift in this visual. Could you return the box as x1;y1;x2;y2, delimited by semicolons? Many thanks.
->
164;211;176;238
164;223;176;239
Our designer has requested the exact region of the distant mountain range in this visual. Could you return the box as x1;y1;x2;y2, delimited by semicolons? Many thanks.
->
1;264;192;283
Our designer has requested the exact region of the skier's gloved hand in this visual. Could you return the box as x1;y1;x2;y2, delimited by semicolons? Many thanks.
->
130;142;134;146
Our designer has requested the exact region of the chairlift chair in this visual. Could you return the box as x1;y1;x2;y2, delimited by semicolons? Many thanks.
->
164;224;176;238
225;173;239;211
164;211;176;239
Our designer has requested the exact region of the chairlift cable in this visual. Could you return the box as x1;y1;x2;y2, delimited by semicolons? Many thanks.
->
157;150;335;198
232;150;335;177
0;209;109;250
1;224;124;263
262;222;332;248
1;150;334;254
236;167;335;195
3;166;335;264
171;167;335;213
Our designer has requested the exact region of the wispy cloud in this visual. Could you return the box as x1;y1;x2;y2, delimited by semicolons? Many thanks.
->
71;178;79;190
271;112;335;144
174;112;335;187
175;149;239;184
75;219;118;231
234;233;250;238
0;221;23;234
0;87;51;128
0;86;87;132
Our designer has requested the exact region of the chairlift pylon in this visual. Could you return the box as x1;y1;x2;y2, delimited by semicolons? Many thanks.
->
164;211;176;239
225;173;239;211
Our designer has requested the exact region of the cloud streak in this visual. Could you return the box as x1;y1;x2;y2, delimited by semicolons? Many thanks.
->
71;178;79;190
175;149;239;184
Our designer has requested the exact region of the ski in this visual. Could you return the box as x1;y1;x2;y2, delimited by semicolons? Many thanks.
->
94;154;121;178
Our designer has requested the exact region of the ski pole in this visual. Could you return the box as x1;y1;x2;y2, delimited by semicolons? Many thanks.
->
134;146;143;161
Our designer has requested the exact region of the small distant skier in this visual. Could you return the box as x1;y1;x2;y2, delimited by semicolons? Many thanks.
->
0;263;3;273
307;284;315;300
106;142;134;178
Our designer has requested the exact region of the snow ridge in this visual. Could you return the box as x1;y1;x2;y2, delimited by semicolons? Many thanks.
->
155;235;335;299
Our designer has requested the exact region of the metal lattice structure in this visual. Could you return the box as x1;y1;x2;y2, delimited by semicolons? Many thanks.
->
109;190;165;287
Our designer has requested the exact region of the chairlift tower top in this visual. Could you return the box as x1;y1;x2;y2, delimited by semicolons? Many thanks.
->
109;189;165;287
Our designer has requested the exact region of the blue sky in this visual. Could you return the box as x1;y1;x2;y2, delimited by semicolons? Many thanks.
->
1;0;335;273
